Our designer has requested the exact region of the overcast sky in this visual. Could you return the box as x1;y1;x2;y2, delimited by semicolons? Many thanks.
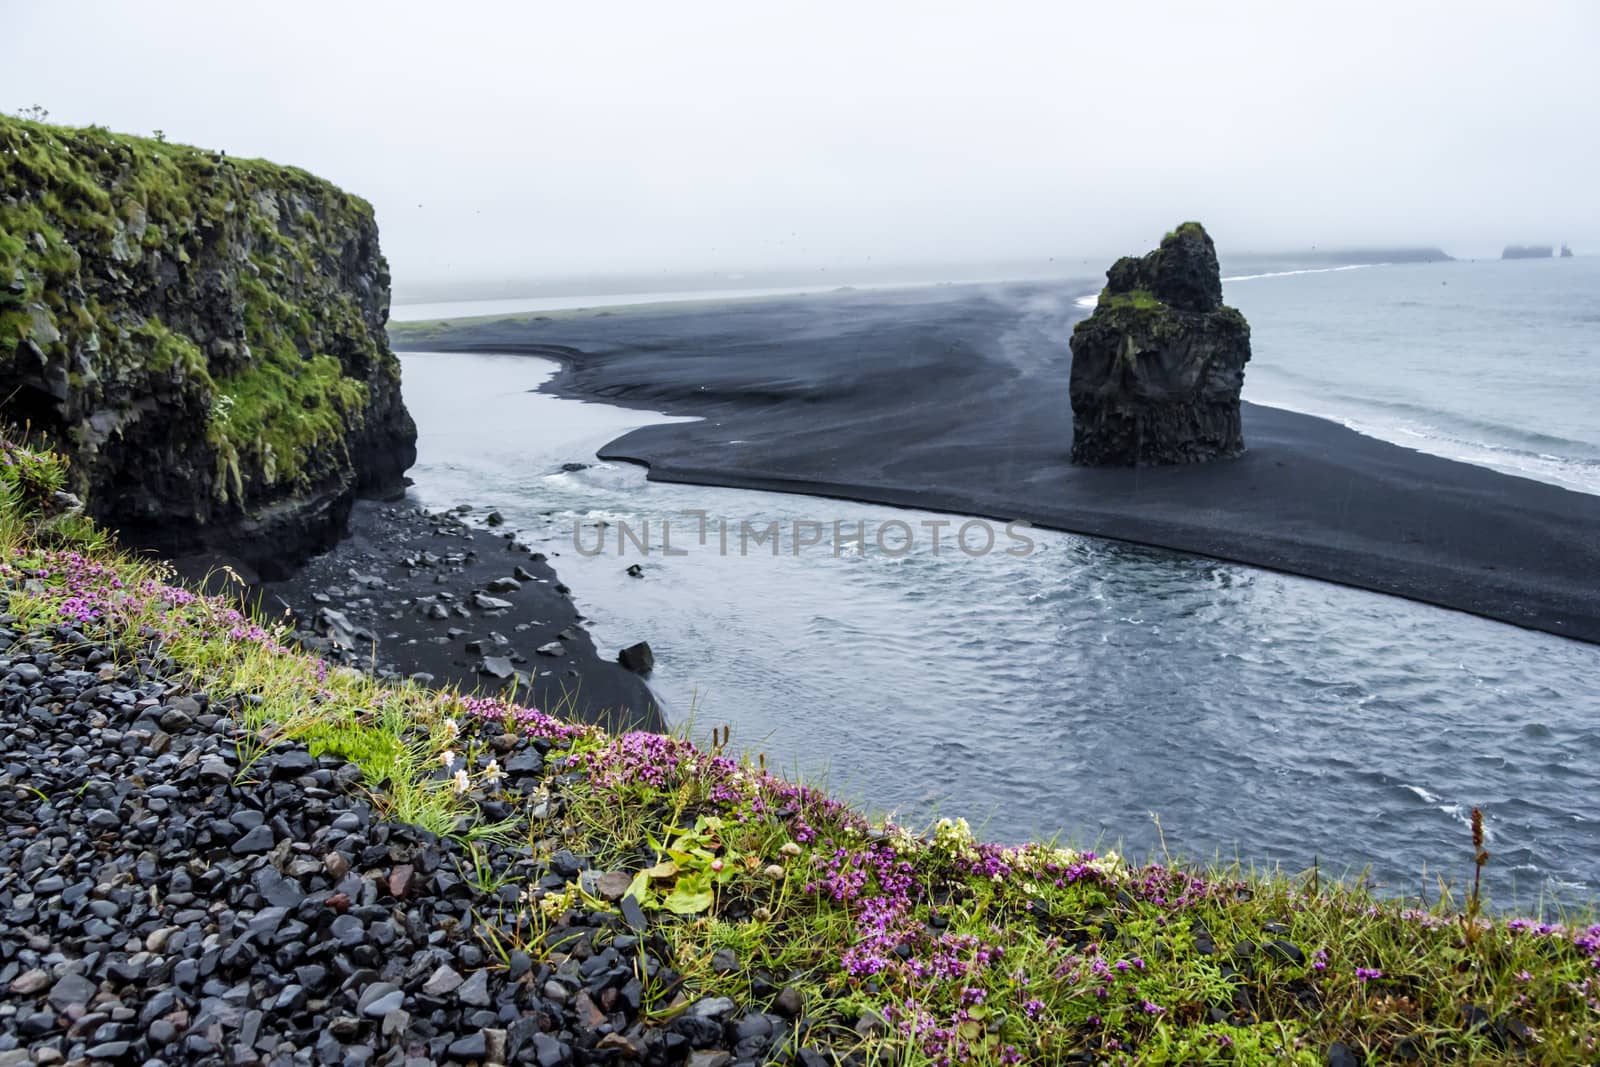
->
6;1;1597;288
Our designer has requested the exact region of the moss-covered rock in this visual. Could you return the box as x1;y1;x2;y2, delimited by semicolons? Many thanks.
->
1068;223;1251;465
0;115;415;575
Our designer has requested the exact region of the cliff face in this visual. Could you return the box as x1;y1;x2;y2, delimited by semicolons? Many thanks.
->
0;116;416;577
1068;222;1251;466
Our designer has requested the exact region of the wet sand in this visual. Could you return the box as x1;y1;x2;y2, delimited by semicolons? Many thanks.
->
391;282;1600;645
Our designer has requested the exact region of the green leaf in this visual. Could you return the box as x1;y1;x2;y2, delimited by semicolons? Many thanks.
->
662;871;714;915
662;885;714;915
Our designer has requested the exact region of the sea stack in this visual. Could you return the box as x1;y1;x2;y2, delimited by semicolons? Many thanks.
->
1068;222;1251;466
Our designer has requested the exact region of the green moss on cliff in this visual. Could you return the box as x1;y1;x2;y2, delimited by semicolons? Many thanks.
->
0;114;409;532
1097;286;1163;310
210;348;369;495
1164;220;1207;242
132;321;207;377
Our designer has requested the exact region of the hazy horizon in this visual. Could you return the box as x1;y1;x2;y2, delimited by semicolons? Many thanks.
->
6;1;1596;290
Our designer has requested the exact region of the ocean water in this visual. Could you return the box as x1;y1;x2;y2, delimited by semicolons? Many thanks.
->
396;257;1600;911
1231;255;1600;494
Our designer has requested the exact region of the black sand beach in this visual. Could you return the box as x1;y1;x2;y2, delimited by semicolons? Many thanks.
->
256;500;662;732
391;282;1600;645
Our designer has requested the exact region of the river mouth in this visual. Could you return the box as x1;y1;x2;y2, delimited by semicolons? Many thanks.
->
399;350;1600;911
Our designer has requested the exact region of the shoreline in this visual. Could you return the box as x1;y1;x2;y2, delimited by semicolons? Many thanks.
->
390;283;1600;646
255;498;663;734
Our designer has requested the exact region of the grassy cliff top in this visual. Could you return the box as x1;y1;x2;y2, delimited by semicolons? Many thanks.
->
0;112;378;318
0;112;375;232
5;451;1598;1056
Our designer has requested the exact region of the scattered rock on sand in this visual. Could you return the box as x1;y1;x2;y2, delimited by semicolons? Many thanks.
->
479;655;515;679
618;641;654;674
259;500;662;731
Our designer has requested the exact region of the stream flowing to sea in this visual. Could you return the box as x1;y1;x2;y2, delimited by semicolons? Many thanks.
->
395;257;1600;911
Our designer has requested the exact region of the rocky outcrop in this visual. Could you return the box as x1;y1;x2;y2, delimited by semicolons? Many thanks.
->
1068;222;1251;466
1502;245;1553;259
0;116;416;576
1560;244;1574;258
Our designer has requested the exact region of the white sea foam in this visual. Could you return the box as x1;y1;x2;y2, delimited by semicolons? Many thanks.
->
1242;386;1600;496
1221;263;1379;283
1071;263;1379;310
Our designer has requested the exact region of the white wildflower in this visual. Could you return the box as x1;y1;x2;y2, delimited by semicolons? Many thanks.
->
1088;851;1123;877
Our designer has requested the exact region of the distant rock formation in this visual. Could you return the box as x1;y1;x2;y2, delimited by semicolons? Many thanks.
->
1502;245;1553;259
1068;223;1252;466
0;115;417;577
1560;244;1574;258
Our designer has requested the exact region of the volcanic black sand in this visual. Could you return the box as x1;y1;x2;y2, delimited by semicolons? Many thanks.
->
391;282;1600;645
254;500;662;732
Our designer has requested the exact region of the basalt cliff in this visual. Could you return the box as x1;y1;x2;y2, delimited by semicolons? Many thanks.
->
0;116;415;577
1068;222;1251;466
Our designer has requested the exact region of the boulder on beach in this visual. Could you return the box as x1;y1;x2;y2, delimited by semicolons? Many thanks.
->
617;641;654;674
1068;222;1252;466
